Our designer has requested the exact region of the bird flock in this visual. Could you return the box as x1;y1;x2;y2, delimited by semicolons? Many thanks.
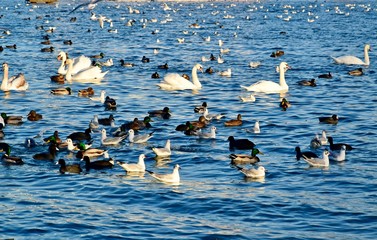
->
0;1;372;185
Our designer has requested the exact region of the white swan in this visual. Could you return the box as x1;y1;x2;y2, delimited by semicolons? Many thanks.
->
1;63;29;91
157;63;203;90
65;59;108;81
332;44;371;65
57;51;92;75
240;62;290;93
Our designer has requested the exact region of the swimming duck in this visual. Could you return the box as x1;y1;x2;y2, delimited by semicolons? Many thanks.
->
50;87;72;95
43;130;61;144
56;159;82;174
327;137;353;151
98;114;115;126
120;60;135;67
50;74;65;83
41;46;54;52
141;56;150;63
1;112;23;125
191;116;208;129
33;143;59;160
229;148;263;165
27;110;43;121
151;72;160;79
2;153;24;165
78;87;94;96
297;79;316;86
270;50;284;58
90;52;105;59
67;128;92;142
63;40;73;45
280;98;291;111
158;63;169;69
104;96;117;109
310;134;322;149
175;121;196;132
76;148;107;159
318;72;332;79
295;146;319;161
236;165;266;178
228;136;256;150
319;114;338;124
81;155;114;171
148;107;171;119
348;68;363;76
224;114;242;126
117;154;146;173
205;67;214;74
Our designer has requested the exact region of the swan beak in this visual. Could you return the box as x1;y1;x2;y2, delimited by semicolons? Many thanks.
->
199;67;204;73
57;55;62;61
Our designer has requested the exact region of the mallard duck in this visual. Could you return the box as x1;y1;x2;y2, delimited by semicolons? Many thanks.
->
50;87;72;95
297;79;316;86
90;52;105;59
56;159;82;174
191;116;208;129
76;148;107;159
2;153;24;165
78;87;94;96
280;98;291;111
224;114;242;126
348;68;363;76
270;50;284;58
1;112;23;125
230;148;263;165
50;74;65;83
148;107;171;119
27;110;42;121
43;130;62;144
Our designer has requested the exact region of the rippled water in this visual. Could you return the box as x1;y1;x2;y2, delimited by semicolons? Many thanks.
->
1;0;377;239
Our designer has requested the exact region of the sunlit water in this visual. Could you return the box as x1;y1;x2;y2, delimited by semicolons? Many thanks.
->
1;0;377;239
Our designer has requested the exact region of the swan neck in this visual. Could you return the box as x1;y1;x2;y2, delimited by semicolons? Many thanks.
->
279;66;287;88
191;66;202;88
65;61;73;81
1;66;8;90
364;46;370;65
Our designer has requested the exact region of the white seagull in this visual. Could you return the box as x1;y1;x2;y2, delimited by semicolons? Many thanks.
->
128;129;154;143
101;129;126;145
198;126;217;139
147;164;181;184
152;139;171;157
302;150;330;167
330;145;346;162
236;165;266;178
117;154;146;172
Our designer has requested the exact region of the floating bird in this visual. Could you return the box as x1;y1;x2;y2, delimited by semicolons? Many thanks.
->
101;129;126;145
310;134;322;149
319;114;338;124
1;62;29;91
228;136;255;150
43;130;61;144
78;87;94;96
205;67;214;74
151;72;160;79
157;64;203;90
67;128;91;142
218;68;231;77
230;148;263;165
236;165;266;178
152;139;171;157
33;144;59;160
117;154;146;173
98;114;114;126
297;79;316;86
295;146;319;161
330;145;347;162
120;60;135;67
198;126;217;139
249;61;261;68
90;90;106;103
148;107;171;119
224;114;242;126
158;63;169;69
318;72;332;79
253;121;260;133
128;129;154;143
302;149;330;167
64;59;108;81
280;98;291;111
104;96;117;109
81;155;114;171
41;46;54;53
331;44;371;66
348;68;363;76
240;62;290;93
50;87;72;95
194;102;207;114
146;164;181;184
2;153;24;165
239;94;256;102
56;159;82;174
327;137;353;151
27;110;43;121
270;50;284;58
141;56;150;63
1;113;23;125
76;148;107;159
319;130;328;145
57;51;92;76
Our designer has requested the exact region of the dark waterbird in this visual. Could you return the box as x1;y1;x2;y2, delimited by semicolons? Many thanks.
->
81;156;114;171
56;159;82;174
228;136;255;150
33;143;59;160
327;137;353;151
318;72;332;79
319;114;338;124
295;146;319;161
229;148;263;165
67;128;92;142
148;107;171;119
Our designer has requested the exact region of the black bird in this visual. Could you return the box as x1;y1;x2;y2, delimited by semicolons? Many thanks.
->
148;107;171;119
81;156;114;171
98;114;114;126
297;79;316;86
194;102;207;114
33;144;59;160
67;128;92;142
151;72;160;79
56;159;82;174
104;96;117;109
327;137;353;151
319;114;338;124
158;63;168;69
295;146;319;161
228;136;256;150
318;72;332;79
141;56;150;63
68;0;105;15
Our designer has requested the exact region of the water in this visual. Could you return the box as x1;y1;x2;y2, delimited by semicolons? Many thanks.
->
1;0;377;239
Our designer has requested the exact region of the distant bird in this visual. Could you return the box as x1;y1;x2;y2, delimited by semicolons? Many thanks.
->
229;148;263;165
295;146;319;161
56;159;82;174
151;72;160;79
41;46;54;53
50;87;72;95
319;114;338;124
253;121;260;133
236;165;266;178
330;145;347;162
117;154;146;173
297;79;316;86
218;68;231;77
98;114;114;126
302;150;330;167
198;126;217;139
78;87;94;96
146;164;181;184
104;96;117;109
68;0;105;15
327;136;353;151
148;107;171;119
318;72;332;79
205;67;214;74
158;63;169;69
228;136;255;150
280;98;291;111
239;94;256;102
27;110;42;121
141;56;150;63
348;68;363;76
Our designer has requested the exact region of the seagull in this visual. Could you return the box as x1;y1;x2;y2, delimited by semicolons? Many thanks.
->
236;165;266;178
117;154;146;173
302;150;330;167
101;129;126;145
146;164;181;184
128;129;154;143
253;121;260;133
152;139;171;157
330;145;346;162
198;126;217;139
68;0;105;15
239;94;256;102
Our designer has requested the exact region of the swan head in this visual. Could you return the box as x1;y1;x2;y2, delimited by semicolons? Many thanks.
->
365;44;371;52
279;62;290;72
194;63;204;73
2;62;8;71
57;51;67;61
